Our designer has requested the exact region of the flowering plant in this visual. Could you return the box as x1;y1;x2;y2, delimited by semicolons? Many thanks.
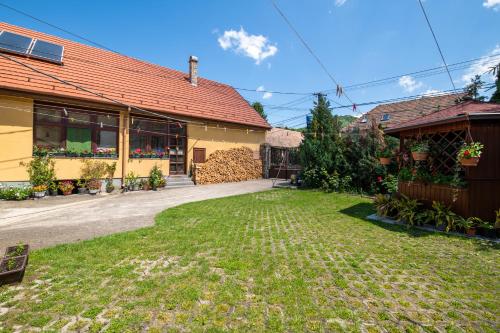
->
32;184;48;192
457;142;483;159
87;179;101;190
58;180;74;193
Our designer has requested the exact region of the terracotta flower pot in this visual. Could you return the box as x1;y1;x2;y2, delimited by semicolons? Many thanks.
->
379;157;391;165
63;191;72;196
466;227;477;236
412;152;428;161
460;157;479;167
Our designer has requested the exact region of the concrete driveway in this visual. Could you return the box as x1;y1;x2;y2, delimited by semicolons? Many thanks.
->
0;179;273;250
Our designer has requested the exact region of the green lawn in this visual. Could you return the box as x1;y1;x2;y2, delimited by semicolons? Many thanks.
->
0;190;498;332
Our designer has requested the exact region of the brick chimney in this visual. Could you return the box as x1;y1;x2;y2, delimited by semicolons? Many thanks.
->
189;55;198;86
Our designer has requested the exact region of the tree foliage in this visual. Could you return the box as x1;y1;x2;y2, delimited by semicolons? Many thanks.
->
489;63;500;103
463;75;486;101
299;95;347;174
251;102;267;120
299;95;398;193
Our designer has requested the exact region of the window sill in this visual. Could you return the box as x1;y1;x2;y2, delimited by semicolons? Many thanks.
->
129;156;170;160
33;154;119;160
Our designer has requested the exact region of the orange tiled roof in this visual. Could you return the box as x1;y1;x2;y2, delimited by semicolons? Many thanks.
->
0;22;271;129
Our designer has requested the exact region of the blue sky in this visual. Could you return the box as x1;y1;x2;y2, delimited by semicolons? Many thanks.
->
1;0;499;127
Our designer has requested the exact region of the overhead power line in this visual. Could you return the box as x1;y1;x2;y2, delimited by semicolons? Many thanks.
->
417;0;456;91
1;2;498;101
270;0;356;105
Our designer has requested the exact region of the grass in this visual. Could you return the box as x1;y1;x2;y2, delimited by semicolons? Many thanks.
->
0;189;498;332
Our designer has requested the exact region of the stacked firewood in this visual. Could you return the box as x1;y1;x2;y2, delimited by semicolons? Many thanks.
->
194;147;262;184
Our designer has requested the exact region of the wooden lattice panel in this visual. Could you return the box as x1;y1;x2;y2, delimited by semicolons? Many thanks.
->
401;130;466;175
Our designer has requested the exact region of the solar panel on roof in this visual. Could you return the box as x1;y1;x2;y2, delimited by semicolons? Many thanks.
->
30;39;63;63
0;31;33;54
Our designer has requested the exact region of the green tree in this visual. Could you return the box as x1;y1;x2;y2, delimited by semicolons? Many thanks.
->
463;75;486;101
299;94;347;179
251;102;267;120
489;63;500;103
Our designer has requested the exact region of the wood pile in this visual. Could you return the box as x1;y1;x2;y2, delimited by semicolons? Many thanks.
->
194;147;262;184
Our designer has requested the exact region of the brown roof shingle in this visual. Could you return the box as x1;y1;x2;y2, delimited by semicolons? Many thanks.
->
0;22;271;129
345;92;465;132
386;101;500;133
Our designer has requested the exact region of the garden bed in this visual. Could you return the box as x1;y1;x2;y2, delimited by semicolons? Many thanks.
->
367;213;499;243
398;181;469;217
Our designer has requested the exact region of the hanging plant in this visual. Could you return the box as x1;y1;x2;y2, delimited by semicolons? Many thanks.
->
410;141;429;161
376;147;392;165
457;142;484;167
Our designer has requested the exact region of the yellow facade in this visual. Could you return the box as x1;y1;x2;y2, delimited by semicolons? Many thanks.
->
0;94;266;183
186;123;265;174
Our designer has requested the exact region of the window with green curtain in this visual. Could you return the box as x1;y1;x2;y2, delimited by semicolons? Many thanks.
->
67;127;91;153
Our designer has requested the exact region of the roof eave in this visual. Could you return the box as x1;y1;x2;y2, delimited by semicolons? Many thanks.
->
385;113;500;135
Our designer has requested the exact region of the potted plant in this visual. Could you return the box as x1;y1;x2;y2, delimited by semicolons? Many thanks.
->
149;165;164;190
456;216;492;236
4;243;29;258
48;181;59;196
87;179;101;195
105;162;116;193
140;179;150;191
131;148;142;158
32;184;47;198
0;255;28;286
58;180;74;195
410;141;429;161
76;179;87;194
125;171;139;191
376;148;392;165
457;142;484;167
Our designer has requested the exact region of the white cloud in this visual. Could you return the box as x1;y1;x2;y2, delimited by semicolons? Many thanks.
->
483;0;500;10
398;75;424;92
257;86;273;99
422;89;441;95
462;44;500;83
217;27;278;64
335;0;348;6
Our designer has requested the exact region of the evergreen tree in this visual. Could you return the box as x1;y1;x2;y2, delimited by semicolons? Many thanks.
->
299;94;346;176
489;63;500;103
251;102;267;120
463;75;486;101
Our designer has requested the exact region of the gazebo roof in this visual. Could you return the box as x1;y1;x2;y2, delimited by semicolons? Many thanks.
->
385;101;500;134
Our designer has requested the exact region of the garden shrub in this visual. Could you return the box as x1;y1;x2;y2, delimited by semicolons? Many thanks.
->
21;154;56;187
149;164;164;189
0;186;32;200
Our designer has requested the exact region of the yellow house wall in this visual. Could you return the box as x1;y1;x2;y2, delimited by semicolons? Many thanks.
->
0;95;34;182
186;123;266;174
128;158;169;178
0;94;266;182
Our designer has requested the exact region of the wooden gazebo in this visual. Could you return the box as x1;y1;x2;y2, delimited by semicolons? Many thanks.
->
385;101;500;222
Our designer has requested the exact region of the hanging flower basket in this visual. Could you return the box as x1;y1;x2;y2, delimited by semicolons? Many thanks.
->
379;157;391;165
411;152;429;161
376;147;393;165
460;157;479;167
457;142;483;167
410;141;430;161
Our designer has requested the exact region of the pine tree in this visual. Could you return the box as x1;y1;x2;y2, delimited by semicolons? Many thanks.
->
489;63;500;103
299;94;346;175
251;102;267;120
